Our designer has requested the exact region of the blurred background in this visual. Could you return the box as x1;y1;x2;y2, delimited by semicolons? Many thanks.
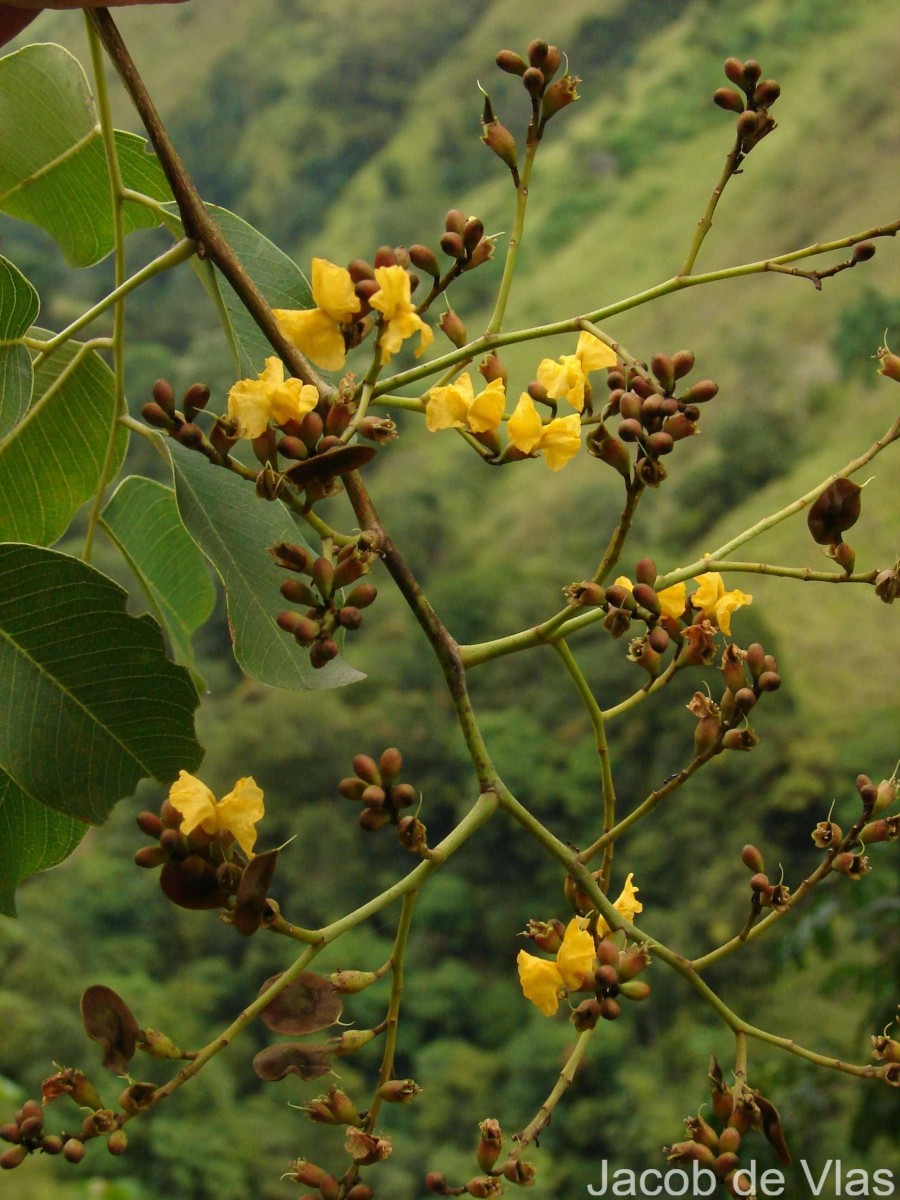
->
1;1;898;1197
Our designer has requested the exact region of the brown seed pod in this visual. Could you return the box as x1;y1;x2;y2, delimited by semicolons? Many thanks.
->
807;477;862;545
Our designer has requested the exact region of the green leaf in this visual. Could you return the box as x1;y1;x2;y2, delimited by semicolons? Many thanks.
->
101;476;216;675
0;768;86;918
0;542;203;827
161;202;312;376
0;44;172;267
166;439;364;691
0;329;128;546
0;254;38;439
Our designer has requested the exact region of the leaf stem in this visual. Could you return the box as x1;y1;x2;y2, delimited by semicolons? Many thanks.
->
363;891;417;1131
486;140;538;334
554;640;616;892
32;239;195;368
83;13;128;563
86;8;328;396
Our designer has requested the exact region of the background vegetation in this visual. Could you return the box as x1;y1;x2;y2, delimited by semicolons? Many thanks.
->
0;0;897;1197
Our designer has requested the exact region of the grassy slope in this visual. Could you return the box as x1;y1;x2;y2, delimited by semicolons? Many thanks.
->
310;0;899;767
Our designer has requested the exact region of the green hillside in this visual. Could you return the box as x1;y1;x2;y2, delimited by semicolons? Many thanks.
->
1;2;898;1198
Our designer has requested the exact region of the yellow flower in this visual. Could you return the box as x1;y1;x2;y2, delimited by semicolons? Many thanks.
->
595;872;643;937
517;917;595;1016
614;576;687;621
369;265;434;363
690;572;753;636
226;356;319;440
167;770;264;857
273;258;361;371
425;373;506;434
508;393;582;470
536;332;618;413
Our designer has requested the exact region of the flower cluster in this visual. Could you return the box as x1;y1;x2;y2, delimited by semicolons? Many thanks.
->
517;874;643;1016
424;331;616;470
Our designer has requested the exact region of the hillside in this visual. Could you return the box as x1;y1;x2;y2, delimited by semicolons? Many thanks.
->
1;3;898;1199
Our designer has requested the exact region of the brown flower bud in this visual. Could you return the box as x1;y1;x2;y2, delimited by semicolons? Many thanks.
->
426;1170;450;1194
541;74;580;122
309;638;339;669
151;377;176;413
723;58;747;88
345;583;377;609
182;382;210;419
481;119;519;172
496;49;528;76
440;231;465;260
877;345;900;381
0;1145;27;1169
439;309;468;348
63;1138;85;1163
522;66;544;97
141;401;173;429
713;87;744;113
860;817;900;844
682;379;718;403
740;844;764;873
753;79;781;107
476;1117;503;1172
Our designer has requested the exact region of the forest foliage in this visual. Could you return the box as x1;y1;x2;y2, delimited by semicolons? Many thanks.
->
0;1;898;1199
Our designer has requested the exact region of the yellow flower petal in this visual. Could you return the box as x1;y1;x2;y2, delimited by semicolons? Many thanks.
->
507;393;543;454
690;573;751;634
467;378;506;433
216;776;265;857
274;308;347;372
539;414;582;470
575;331;618;374
517;950;565;1016
167;770;219;839
595;873;643;937
658;582;687;620
714;588;753;636
270;380;319;427
536;355;586;412
310;257;360;324
369;264;411;319
227;377;277;441
556;918;596;990
426;374;474;432
370;266;433;363
691;572;725;621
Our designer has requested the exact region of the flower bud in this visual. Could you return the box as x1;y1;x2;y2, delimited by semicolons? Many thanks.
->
496;49;528;76
587;431;632;477
522;67;544;98
358;807;391;832
482;119;519;171
682;379;719;403
426;1170;450;1193
440;231;466;260
476;1118;503;1172
753;79;781;107
134;845;168;869
439;309;468;348
617;946;650;980
541;74;580;122
713;87;744;113
347;258;374;282
182;382;210;420
346;1186;374;1200
345;583;378;609
107;1129;128;1156
151;378;176;414
378;1078;421;1104
741;844;765;872
599;997;622;1021
877;345;900;381
353;754;381;784
141;401;173;429
811;820;842;849
874;777;897;814
0;1145;27;1169
723;58;747;88
618;979;651;1001
63;1138;85;1163
832;851;870;879
309;638;339;669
